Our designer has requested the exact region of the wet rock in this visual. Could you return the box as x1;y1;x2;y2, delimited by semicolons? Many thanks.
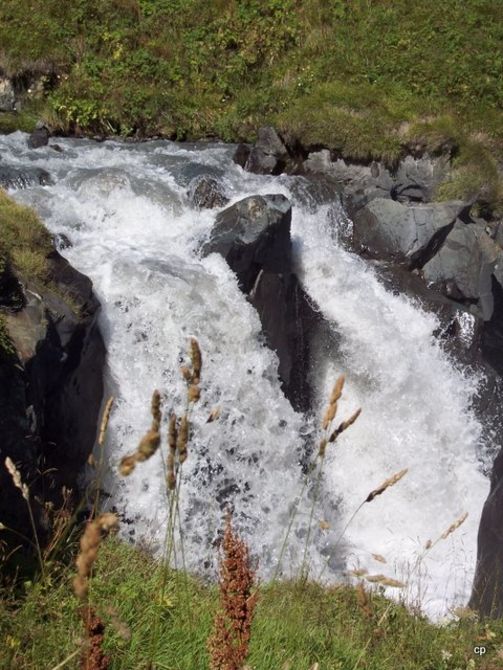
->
0;248;105;563
0;165;52;190
305;151;449;214
54;232;73;250
0;76;15;112
470;443;503;617
27;122;50;149
353;198;467;265
202;194;319;411
243;127;291;175
202;194;293;292
187;175;229;209
423;221;500;320
233;143;250;169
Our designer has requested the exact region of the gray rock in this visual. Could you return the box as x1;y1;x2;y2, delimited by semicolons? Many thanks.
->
28;125;50;149
423;221;500;319
353;198;466;264
0;249;105;558
0;165;52;190
470;443;503;617
305;151;449;213
0;76;15;112
202;194;317;411
201;194;292;292
244;127;290;175
187;175;229;209
233;143;250;168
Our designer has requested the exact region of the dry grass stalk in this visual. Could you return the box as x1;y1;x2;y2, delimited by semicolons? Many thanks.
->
365;574;406;588
365;468;408;503
5;457;29;501
441;512;468;540
166;412;178;490
73;513;119;600
177;415;189;464
356;581;372;618
207;407;221;423
81;608;110;670
119;390;162;476
97;397;114;447
190;337;202;383
318;375;360;456
208;514;258;670
372;553;386;564
151;390;162;431
351;568;368;577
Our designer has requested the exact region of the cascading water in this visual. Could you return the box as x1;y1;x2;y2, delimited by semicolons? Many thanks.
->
0;132;491;619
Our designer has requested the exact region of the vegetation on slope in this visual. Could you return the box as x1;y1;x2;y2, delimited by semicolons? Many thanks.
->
2;536;503;670
0;189;53;283
0;1;501;153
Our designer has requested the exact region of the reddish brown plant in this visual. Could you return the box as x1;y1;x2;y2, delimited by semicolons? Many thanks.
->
208;514;258;670
81;608;110;670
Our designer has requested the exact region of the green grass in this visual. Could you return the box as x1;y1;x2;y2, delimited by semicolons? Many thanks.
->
2;536;503;670
1;0;502;209
0;189;52;283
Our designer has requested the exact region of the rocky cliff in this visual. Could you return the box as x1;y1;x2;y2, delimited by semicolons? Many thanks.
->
0;191;105;568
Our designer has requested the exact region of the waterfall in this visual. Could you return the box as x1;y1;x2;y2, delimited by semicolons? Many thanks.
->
0;131;491;619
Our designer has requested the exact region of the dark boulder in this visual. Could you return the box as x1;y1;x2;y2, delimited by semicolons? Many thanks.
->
470;444;503;617
233;143;251;169
202;194;319;411
242;127;291;176
353;198;467;266
422;221;500;320
0;248;105;564
27;122;50;149
187;175;229;210
201;194;292;292
0;165;52;190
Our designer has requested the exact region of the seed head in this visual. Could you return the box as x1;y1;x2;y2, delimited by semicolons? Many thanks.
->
366;468;408;503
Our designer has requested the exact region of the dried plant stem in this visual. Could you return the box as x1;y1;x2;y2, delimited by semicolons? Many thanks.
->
318;468;408;581
93;396;114;517
5;457;45;580
273;474;310;581
300;453;326;580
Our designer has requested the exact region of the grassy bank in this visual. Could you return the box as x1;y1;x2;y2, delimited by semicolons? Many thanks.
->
2;536;503;670
0;2;501;153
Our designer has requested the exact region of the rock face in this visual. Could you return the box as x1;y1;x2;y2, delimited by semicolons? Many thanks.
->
422;221;500;320
353;198;467;265
304;150;449;216
202;194;318;411
27;123;50;149
187;175;229;209
0;76;15;112
236;127;294;176
0;165;52;190
470;446;503;617
0;249;105;559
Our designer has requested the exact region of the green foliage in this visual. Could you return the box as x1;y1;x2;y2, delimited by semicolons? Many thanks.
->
0;189;52;282
1;537;503;669
0;0;502;209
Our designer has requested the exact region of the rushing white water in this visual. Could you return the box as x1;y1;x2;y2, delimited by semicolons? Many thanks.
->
0;131;492;618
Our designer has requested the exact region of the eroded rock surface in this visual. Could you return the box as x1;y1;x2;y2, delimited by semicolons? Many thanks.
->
202;194;319;411
0;248;105;560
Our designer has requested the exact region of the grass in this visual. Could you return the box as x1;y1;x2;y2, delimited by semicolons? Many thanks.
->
2;537;503;670
2;342;503;669
1;1;502;211
0;188;52;283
